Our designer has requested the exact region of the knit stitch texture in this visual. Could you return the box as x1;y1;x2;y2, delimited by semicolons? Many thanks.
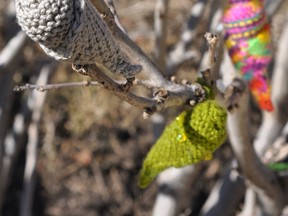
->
15;0;141;77
139;100;227;188
223;0;273;111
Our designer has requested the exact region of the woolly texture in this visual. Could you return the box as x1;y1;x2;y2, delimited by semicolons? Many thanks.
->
196;77;215;100
139;100;227;188
223;0;274;111
15;0;141;78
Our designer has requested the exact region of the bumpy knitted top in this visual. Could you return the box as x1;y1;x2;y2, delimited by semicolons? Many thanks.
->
15;0;141;78
223;0;274;111
139;100;227;188
223;0;267;39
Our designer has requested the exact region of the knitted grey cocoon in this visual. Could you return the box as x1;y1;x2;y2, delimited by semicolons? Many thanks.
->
15;0;141;77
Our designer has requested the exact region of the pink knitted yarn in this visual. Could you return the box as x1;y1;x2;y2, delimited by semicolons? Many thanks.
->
223;0;274;111
223;0;266;39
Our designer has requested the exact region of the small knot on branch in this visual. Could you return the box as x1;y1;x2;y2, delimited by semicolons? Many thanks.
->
224;78;246;112
121;77;135;91
143;107;157;119
153;89;169;103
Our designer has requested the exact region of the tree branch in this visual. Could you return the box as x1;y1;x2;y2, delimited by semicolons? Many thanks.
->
90;0;169;86
20;64;54;216
74;64;205;118
13;80;100;92
0;31;27;69
200;169;245;216
74;64;156;109
154;0;169;71
227;90;286;216
103;0;127;33
166;0;206;76
0;62;56;210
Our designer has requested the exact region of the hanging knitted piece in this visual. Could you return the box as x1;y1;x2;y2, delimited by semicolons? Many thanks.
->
139;100;227;188
223;0;274;111
15;0;141;78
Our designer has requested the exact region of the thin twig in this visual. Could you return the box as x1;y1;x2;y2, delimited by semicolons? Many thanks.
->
200;32;219;91
20;64;54;216
0;31;27;69
76;64;157;109
103;0;126;33
166;0;205;76
14;79;161;92
0;62;56;210
203;32;220;87
204;32;218;69
13;81;101;92
154;0;169;71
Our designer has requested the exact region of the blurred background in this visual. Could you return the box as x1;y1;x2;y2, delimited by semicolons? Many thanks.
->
0;0;288;216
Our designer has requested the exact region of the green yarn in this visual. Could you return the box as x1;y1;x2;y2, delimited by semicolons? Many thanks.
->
196;77;215;100
267;163;288;171
248;37;270;56
139;100;227;188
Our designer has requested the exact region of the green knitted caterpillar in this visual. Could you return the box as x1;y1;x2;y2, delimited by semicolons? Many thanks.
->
139;100;227;188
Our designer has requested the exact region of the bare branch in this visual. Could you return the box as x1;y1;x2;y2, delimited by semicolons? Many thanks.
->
265;0;285;17
0;31;27;69
90;0;169;86
0;32;27;178
13;78;163;92
20;64;53;216
224;78;246;112
152;30;221;216
228;90;286;215
263;123;288;163
152;166;197;216
154;0;169;71
166;0;205;76
201;32;219;89
74;64;156;109
239;187;258;216
204;32;218;70
74;64;205;116
103;0;126;33
200;169;245;216
200;52;246;216
15;0;206;116
14;81;101;92
0;62;56;210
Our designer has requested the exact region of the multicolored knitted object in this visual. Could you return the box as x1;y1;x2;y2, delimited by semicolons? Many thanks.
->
223;0;274;111
139;100;227;188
